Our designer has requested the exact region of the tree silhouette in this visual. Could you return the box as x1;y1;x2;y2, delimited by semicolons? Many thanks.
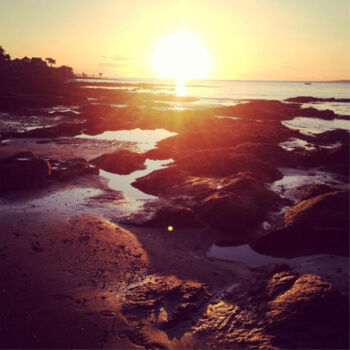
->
21;56;30;64
0;46;74;92
45;57;56;67
0;46;11;63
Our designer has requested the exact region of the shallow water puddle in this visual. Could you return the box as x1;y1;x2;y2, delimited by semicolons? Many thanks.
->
280;137;341;151
77;128;177;151
269;167;346;201
100;159;173;200
282;117;350;135
207;243;348;292
279;138;315;151
207;244;327;267
215;115;240;120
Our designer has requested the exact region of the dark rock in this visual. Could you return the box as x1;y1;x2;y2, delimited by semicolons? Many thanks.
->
134;170;283;236
141;205;201;228
298;184;338;201
291;144;349;175
299;107;336;119
132;166;187;197
285;96;350;103
195;175;282;235
193;270;348;349
90;150;146;175
0;152;51;192
175;147;283;182
251;190;349;257
122;275;211;339
154;120;297;156
0;152;98;193
315;129;350;144
215;100;300;121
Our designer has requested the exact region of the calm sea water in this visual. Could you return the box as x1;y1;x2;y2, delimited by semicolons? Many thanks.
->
79;78;350;115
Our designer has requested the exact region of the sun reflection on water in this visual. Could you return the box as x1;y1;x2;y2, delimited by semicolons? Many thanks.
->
175;79;186;96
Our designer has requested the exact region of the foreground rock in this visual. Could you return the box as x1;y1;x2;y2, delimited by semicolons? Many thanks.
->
251;190;349;257
122;275;211;341
0;152;98;193
133;171;283;238
0;152;51;192
193;265;349;349
120;265;348;349
90;150;146;174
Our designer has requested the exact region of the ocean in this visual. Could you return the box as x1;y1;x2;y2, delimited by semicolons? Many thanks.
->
78;78;350;115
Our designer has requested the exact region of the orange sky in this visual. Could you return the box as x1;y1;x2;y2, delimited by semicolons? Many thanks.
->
0;0;349;80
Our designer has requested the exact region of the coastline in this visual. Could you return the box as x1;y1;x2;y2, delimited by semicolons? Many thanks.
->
0;79;349;348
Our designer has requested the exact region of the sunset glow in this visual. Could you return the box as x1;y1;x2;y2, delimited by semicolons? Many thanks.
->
0;0;349;80
0;0;349;348
151;30;211;80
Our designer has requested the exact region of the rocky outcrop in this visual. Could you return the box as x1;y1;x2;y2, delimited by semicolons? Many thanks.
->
90;150;146;175
298;184;338;201
0;152;51;192
291;143;349;175
251;190;349;257
132;166;188;197
152;120;297;157
195;175;283;235
133;172;283;237
314;129;349;144
175;147;283;182
120;267;348;349
285;96;350;103
140;205;201;227
0;152;98;193
122;275;211;340
193;266;349;349
215;100;300;121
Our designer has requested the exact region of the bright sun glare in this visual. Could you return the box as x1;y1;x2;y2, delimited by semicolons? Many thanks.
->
151;30;211;95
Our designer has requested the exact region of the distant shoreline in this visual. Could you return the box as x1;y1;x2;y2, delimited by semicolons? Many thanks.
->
74;76;350;84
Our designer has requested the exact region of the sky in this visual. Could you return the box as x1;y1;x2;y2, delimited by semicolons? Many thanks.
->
0;0;349;81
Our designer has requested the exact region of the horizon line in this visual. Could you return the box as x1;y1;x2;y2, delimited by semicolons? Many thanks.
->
75;75;350;83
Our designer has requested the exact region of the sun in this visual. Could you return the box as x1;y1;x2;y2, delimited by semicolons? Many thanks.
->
151;30;211;82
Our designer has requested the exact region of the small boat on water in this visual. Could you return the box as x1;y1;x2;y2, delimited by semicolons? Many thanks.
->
304;82;312;85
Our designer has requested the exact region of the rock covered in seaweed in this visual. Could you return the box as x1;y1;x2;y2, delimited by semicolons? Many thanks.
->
90;150;146;175
251;190;349;257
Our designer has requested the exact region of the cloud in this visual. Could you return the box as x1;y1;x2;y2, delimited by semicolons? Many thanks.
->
98;62;126;68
